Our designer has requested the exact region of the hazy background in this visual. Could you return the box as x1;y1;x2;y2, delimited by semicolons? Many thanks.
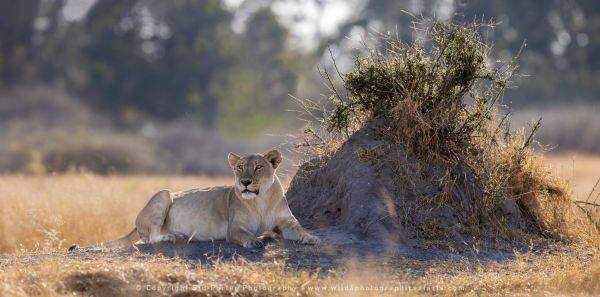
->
1;0;599;176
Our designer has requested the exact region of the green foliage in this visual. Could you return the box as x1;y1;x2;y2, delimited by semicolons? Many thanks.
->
328;21;498;159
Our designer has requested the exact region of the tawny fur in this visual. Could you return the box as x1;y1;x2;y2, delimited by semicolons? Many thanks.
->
69;149;319;250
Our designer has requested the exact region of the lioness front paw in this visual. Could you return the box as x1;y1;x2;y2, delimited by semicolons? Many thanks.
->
149;233;177;244
242;238;265;248
302;234;321;245
163;234;177;243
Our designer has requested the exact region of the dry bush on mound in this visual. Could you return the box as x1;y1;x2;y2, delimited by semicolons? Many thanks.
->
288;20;599;250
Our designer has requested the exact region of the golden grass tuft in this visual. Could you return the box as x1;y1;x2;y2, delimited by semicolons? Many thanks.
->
500;148;600;243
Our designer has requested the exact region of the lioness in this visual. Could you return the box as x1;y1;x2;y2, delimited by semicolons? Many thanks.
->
71;149;319;249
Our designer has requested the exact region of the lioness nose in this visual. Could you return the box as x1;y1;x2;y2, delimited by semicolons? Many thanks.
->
240;179;252;187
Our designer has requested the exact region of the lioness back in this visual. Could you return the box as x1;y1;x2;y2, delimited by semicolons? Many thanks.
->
165;186;233;241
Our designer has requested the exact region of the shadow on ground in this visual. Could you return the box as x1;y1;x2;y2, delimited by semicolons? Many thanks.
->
0;227;531;273
118;227;518;270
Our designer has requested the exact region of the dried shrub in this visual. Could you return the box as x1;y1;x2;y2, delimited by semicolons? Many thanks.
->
298;20;598;246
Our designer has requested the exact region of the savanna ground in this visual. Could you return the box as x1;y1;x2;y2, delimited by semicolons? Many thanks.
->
0;153;599;296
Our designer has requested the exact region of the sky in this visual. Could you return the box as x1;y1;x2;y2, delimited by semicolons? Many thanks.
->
61;0;96;22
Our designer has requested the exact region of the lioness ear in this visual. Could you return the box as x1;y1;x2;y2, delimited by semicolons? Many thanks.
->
228;152;241;168
263;149;282;169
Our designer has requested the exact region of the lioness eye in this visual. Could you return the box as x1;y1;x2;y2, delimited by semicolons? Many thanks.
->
237;165;243;170
256;165;263;170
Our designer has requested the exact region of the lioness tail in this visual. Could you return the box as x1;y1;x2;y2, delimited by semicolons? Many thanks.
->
68;228;139;251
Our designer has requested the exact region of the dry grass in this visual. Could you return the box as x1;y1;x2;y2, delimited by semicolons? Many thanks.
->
404;247;600;296
546;154;600;201
0;174;231;253
0;241;599;296
545;154;600;232
0;255;322;297
498;148;599;243
0;173;598;296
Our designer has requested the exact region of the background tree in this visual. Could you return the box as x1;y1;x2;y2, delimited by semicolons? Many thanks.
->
80;0;235;127
214;8;297;134
305;0;600;105
2;0;600;129
0;0;40;85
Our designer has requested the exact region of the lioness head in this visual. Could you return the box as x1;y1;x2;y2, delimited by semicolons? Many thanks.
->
227;149;282;200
